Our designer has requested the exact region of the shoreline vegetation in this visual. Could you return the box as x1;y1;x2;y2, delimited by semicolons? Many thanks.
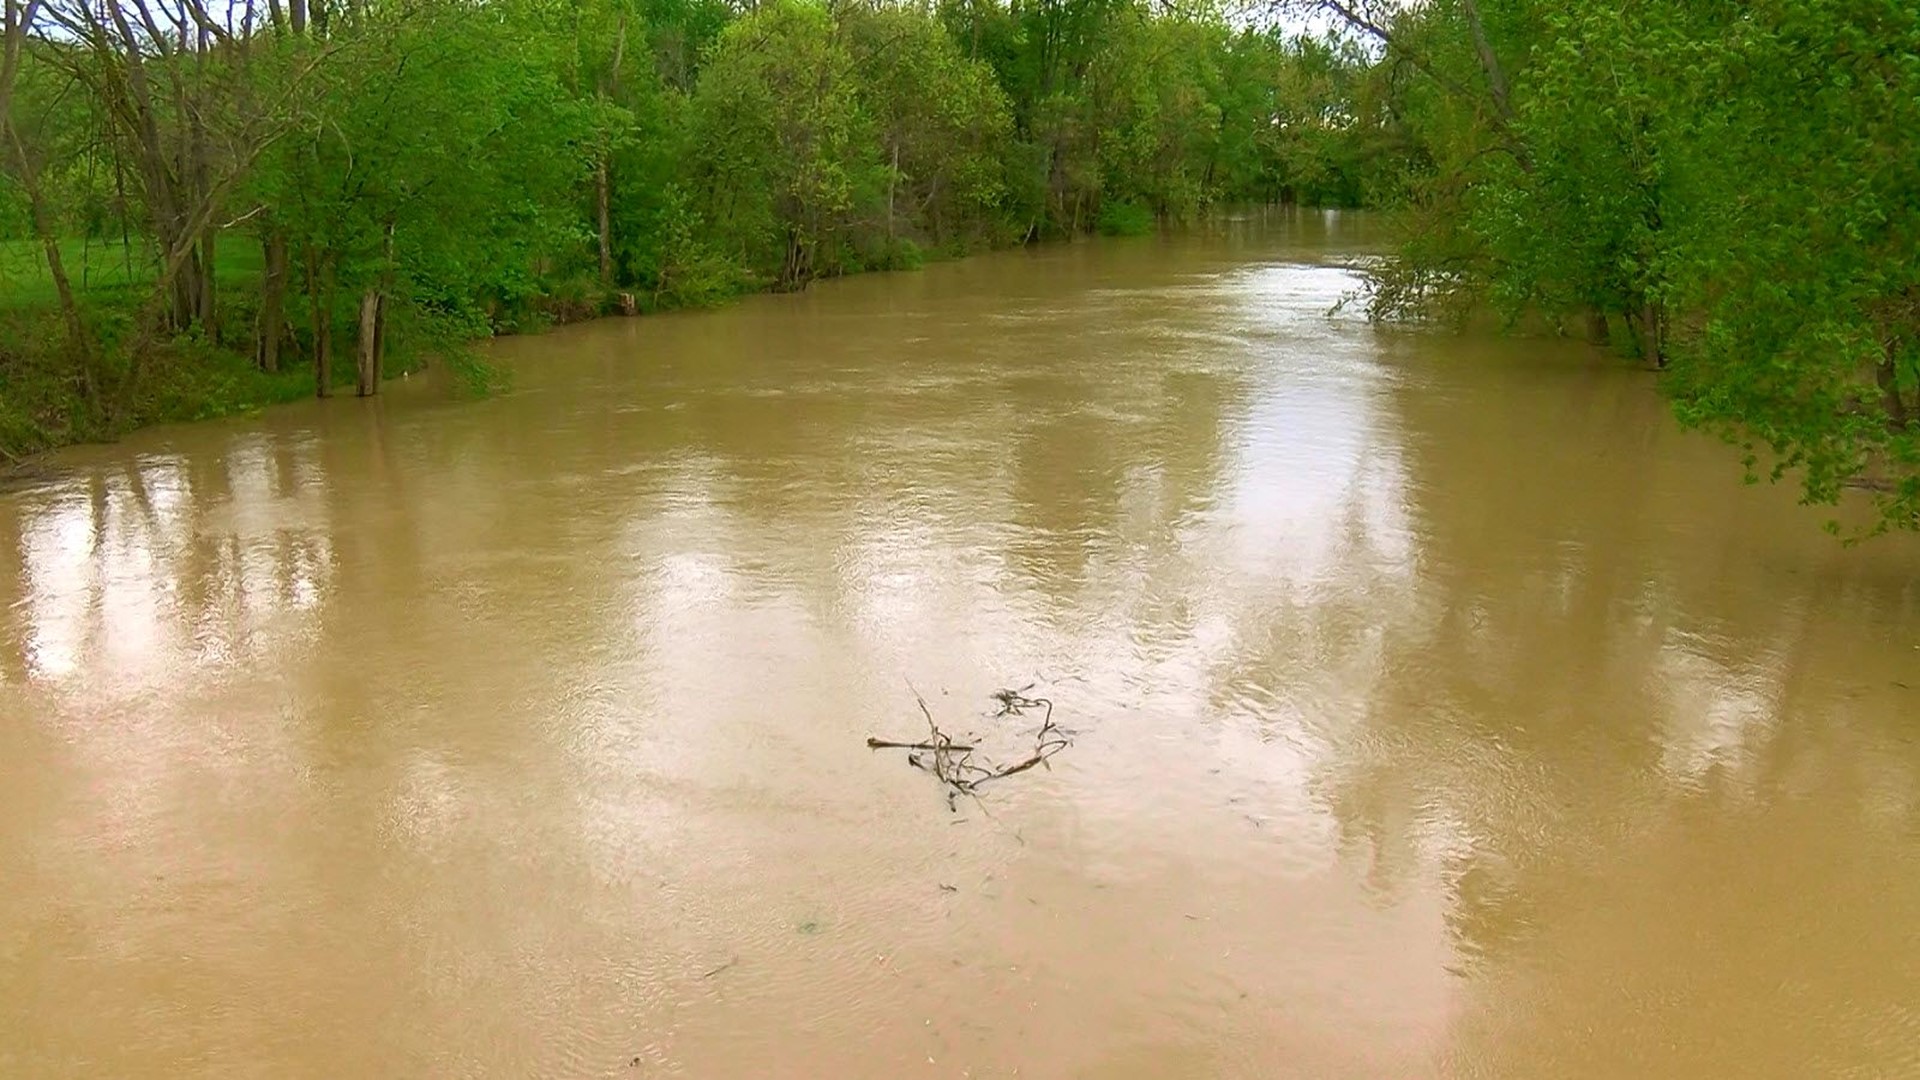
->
1;0;1386;465
3;0;1916;534
0;210;1303;471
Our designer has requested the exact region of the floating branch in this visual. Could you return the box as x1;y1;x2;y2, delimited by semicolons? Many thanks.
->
990;684;1052;723
866;737;976;752
867;684;1071;809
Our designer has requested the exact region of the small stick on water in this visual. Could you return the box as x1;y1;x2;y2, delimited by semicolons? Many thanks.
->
869;682;1073;808
702;956;738;979
867;737;976;752
966;740;1068;789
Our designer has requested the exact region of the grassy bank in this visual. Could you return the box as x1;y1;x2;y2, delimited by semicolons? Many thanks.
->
0;304;312;463
1;234;303;460
0;231;993;464
0;237;267;311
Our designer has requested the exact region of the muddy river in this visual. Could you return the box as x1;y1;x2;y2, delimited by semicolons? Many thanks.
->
3;211;1918;1077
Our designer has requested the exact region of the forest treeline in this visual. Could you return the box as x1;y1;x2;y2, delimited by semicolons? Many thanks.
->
0;0;1388;456
4;0;1916;535
1293;0;1918;535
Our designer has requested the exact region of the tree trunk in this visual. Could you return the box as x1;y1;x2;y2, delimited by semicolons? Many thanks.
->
1460;0;1515;121
887;142;898;245
1880;355;1912;431
315;303;332;396
355;222;395;396
1585;307;1611;347
596;156;613;286
258;232;287;372
1629;300;1665;369
356;288;380;396
591;16;625;287
1;0;45;131
5;117;96;407
198;230;219;343
171;251;196;332
305;246;332;398
372;287;387;382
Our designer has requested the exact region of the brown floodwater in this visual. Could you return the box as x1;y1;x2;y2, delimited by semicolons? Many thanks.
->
3;211;1918;1078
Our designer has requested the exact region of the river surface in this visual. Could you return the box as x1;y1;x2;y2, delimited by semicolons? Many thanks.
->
3;211;1918;1078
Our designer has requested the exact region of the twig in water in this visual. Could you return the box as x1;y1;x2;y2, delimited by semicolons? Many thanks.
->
991;685;1053;725
867;683;1073;809
868;737;976;752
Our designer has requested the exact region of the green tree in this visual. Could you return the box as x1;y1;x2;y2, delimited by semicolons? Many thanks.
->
1303;0;1919;532
1662;0;1920;533
688;0;879;288
843;2;1015;253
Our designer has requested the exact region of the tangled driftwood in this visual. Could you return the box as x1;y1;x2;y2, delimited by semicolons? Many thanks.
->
868;684;1070;809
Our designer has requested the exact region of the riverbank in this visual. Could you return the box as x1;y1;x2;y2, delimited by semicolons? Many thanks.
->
0;209;1205;468
0;245;925;466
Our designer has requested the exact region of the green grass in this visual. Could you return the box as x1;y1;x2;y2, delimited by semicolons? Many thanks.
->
0;301;316;459
2;234;283;460
0;234;264;310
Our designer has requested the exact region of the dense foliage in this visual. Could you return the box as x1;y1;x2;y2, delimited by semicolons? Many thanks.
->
0;0;1386;456
1303;0;1920;535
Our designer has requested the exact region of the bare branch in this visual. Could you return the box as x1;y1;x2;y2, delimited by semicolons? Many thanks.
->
0;0;46;126
871;685;1073;810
